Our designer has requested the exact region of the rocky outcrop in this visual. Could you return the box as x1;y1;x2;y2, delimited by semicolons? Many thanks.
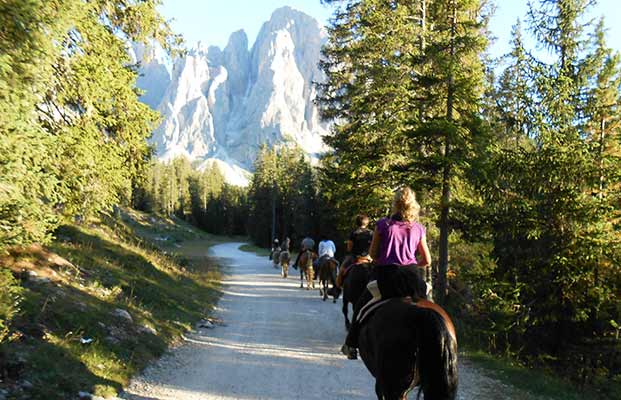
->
135;7;328;185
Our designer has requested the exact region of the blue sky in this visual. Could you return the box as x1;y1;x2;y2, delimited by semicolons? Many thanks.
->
159;0;621;59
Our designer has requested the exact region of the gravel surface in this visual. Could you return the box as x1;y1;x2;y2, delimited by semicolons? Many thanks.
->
122;242;546;400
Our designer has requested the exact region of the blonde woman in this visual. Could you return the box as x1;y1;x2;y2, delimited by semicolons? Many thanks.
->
341;186;431;359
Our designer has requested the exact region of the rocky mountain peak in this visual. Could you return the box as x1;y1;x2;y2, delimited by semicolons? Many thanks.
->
135;8;329;186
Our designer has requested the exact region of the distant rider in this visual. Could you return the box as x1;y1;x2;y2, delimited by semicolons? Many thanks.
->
269;238;280;261
292;236;315;269
315;235;337;276
336;214;373;288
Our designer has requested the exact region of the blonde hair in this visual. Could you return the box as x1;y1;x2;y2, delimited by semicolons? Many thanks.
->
391;186;420;222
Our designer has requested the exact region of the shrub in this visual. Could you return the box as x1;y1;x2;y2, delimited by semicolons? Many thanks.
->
0;268;22;343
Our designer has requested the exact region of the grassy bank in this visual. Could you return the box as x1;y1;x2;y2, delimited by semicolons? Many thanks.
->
462;348;620;400
1;210;224;399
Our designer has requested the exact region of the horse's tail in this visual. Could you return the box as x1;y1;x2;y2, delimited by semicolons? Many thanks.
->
409;303;458;400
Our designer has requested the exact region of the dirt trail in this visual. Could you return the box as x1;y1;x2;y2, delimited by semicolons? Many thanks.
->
123;242;545;400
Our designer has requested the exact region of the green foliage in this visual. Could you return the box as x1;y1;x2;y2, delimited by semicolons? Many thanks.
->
319;0;621;389
247;144;337;248
461;0;621;386
0;0;179;250
318;0;490;299
134;157;248;236
0;268;22;344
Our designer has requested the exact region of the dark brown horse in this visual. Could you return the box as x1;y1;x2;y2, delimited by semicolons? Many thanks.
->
341;261;372;330
298;249;317;289
359;297;458;400
317;257;339;303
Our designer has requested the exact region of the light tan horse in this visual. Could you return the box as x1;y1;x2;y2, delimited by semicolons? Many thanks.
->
279;250;290;278
298;249;317;289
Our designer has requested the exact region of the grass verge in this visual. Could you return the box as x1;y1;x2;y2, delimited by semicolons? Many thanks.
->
462;349;620;400
1;209;224;399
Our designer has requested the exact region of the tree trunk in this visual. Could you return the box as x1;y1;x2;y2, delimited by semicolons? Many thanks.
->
437;0;457;303
598;117;606;198
271;185;277;244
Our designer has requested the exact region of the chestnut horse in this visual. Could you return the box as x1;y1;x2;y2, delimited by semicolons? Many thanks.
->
279;250;290;278
298;249;316;289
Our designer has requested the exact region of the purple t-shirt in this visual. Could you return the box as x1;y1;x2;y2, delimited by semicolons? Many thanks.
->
376;217;426;266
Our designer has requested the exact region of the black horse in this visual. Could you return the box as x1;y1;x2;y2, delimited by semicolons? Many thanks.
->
358;297;458;400
341;261;372;330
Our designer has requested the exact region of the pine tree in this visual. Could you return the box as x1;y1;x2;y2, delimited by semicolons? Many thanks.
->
477;0;621;358
0;0;180;249
496;20;534;146
319;0;489;301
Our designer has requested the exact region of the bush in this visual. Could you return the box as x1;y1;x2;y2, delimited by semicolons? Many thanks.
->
0;268;22;343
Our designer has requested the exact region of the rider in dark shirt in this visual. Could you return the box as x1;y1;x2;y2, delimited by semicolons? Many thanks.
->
350;226;373;257
336;215;373;288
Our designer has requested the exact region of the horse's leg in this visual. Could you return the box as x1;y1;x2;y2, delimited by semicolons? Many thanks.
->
374;381;383;400
331;266;338;303
343;301;350;330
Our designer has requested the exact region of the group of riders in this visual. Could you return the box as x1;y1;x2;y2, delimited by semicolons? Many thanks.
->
269;186;433;361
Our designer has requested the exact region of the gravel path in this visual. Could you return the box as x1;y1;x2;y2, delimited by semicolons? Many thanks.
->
122;242;545;400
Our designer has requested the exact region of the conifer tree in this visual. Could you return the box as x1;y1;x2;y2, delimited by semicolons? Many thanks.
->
0;0;180;249
319;0;489;301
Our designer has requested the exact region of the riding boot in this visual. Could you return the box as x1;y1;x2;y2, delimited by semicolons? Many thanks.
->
292;251;302;270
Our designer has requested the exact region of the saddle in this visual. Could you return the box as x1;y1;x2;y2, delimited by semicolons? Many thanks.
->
318;254;339;265
337;257;370;286
344;257;370;275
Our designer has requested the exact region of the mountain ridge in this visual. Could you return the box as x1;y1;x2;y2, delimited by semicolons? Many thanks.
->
134;6;329;185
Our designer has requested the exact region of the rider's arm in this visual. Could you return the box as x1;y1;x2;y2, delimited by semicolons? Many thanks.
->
346;232;354;253
416;234;431;267
369;227;380;260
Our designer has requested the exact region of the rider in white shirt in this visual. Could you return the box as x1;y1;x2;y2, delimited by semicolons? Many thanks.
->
318;239;336;259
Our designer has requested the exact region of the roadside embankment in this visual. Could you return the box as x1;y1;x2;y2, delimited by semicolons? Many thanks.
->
0;209;223;400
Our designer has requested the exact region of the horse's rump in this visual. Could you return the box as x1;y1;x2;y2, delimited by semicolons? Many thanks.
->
343;263;372;307
359;298;458;400
279;250;290;264
318;256;338;281
299;250;315;270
